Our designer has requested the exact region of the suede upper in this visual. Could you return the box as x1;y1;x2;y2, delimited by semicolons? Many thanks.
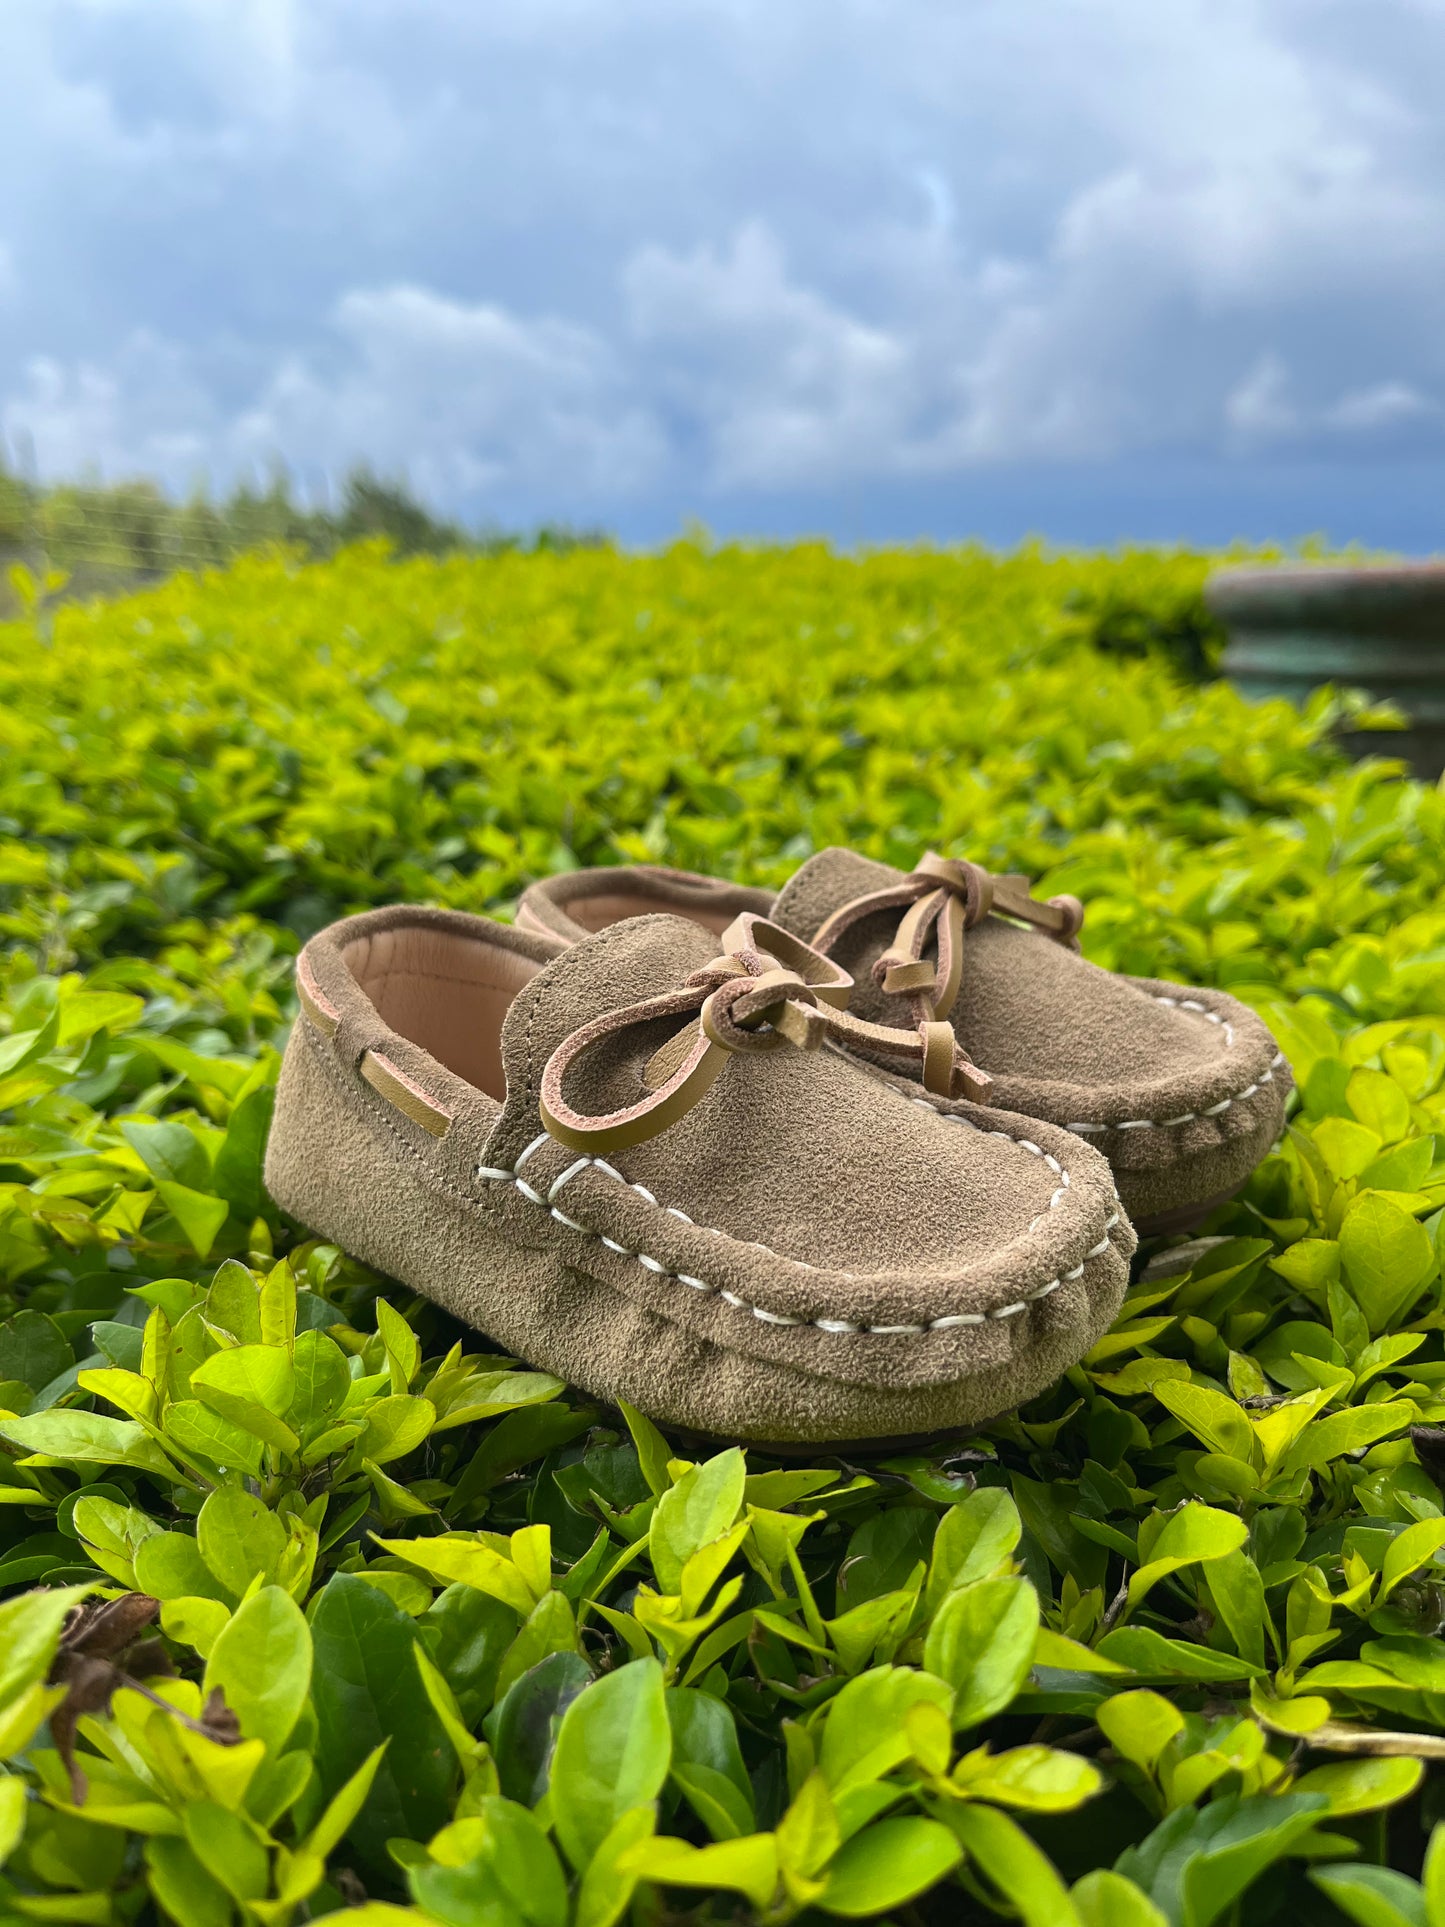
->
265;903;1135;1445
516;852;1293;1229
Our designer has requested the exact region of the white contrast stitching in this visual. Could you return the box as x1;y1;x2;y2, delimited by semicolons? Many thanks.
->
301;1019;1119;1343
1063;1051;1285;1135
473;1128;1120;1339
1153;994;1236;1048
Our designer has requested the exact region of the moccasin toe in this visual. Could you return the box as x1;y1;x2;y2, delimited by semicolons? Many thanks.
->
266;906;1134;1446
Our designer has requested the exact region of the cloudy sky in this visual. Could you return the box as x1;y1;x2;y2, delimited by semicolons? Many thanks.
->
3;0;1443;545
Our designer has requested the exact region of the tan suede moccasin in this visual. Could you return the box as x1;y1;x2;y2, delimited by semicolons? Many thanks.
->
517;851;1292;1235
264;903;1134;1448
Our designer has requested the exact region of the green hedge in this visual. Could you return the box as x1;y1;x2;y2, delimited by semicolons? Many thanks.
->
1;541;1444;1927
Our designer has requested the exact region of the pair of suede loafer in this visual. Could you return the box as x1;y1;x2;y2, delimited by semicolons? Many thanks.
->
264;848;1290;1449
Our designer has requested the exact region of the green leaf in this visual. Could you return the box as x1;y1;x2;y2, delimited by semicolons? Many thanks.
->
1282;1401;1415;1476
156;1182;230;1260
495;1589;579;1702
1359;1636;1445;1693
71;1494;161;1586
1295;1757;1423;1816
650;1448;746;1594
617;1400;674;1497
1340;1195;1437;1336
1116;1792;1328;1927
163;1401;264;1478
203;1584;311;1757
211;1085;275;1221
0;1409;180;1478
190;1368;300;1457
184;1801;269;1904
671;1761;753;1843
549;1657;671;1872
1152;1383;1256;1465
924;1488;1022;1610
1270;1244;1342;1295
134;1529;235;1605
191;1343;297;1419
410;1795;568;1927
121;1118;212;1191
145;1836;233;1927
1379;1517;1445;1602
302;1743;390;1861
0;1774;27;1869
160;1598;231;1660
89;1320;145;1372
1128;1504;1248;1612
420;1585;518;1727
818;1816;963;1916
1314;1117;1384;1182
1254;1319;1346;1392
0;1312;72;1394
666;1686;755;1839
1310;1865;1428;1927
446;1402;593;1512
309;1572;453;1874
1348;1067;1413;1144
357;1394;435;1465
375;1297;421;1392
957;1744;1103;1812
489;1650;592;1807
1094;1627;1262;1680
837;1507;937;1611
574;1805;655;1927
429;1369;565;1430
1362;1139;1435;1195
288;1330;352;1437
1202;1548;1268;1669
258;1259;297;1349
206;1263;262;1344
777;1768;841;1878
818;1664;954;1796
375;1534;535;1617
0;1583;91;1705
946;1805;1078;1927
196;1486;289;1597
621;1833;779;1911
1097;1690;1185;1773
0;1010;59;1078
922;1576;1039;1728
1073;1871;1169;1927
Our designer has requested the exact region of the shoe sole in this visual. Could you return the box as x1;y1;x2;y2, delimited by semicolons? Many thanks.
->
1131;1182;1243;1239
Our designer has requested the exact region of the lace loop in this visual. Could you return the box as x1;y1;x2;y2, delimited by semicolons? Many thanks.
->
809;851;1085;1098
538;910;990;1152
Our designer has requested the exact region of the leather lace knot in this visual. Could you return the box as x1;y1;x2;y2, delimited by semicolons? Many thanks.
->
538;911;990;1152
809;851;1085;1099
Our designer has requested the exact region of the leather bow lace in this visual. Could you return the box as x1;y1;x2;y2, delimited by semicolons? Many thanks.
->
809;852;1085;1099
539;912;991;1152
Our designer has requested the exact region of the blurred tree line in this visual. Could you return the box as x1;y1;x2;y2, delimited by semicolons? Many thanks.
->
0;457;605;613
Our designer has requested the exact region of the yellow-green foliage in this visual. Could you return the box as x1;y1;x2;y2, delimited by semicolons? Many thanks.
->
2;542;1445;1927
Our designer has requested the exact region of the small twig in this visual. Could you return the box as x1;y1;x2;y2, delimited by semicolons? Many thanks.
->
1099;1570;1131;1636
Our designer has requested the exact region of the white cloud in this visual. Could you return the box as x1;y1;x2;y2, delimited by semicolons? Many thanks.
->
1327;381;1436;433
237;286;665;500
1226;354;1298;447
625;225;919;488
1;0;1443;528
